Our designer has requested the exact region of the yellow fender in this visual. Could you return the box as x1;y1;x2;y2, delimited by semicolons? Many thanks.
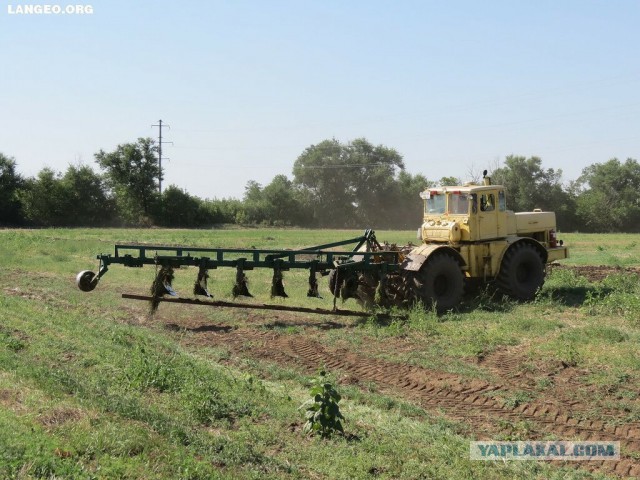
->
401;244;466;272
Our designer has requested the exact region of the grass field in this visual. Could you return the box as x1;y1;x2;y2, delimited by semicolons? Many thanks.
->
1;228;640;479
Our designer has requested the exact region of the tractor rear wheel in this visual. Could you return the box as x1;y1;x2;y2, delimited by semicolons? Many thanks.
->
413;253;464;312
497;243;545;300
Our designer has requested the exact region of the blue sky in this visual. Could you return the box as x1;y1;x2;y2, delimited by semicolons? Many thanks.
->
1;0;639;199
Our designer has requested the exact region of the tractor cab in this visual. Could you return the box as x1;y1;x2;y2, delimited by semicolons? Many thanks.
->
419;184;508;243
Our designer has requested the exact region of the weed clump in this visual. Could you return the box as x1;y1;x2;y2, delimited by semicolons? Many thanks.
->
584;273;640;322
124;340;256;425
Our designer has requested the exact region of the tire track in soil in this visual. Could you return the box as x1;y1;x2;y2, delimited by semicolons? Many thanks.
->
479;346;587;408
283;336;640;479
552;264;640;283
177;325;640;478
480;345;640;437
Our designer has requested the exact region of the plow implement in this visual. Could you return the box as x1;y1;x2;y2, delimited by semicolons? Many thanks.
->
76;230;415;314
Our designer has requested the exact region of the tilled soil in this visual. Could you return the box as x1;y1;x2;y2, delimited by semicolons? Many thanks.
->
551;264;640;282
164;317;640;479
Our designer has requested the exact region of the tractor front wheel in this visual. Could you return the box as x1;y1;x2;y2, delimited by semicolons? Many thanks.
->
497;243;545;300
414;253;464;312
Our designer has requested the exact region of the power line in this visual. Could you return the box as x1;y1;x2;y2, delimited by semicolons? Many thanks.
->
151;119;173;195
296;163;399;169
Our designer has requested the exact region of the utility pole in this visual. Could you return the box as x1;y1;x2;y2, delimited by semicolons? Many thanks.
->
151;119;172;195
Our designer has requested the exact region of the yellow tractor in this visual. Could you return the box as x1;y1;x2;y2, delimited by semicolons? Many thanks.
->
399;171;568;310
77;172;568;315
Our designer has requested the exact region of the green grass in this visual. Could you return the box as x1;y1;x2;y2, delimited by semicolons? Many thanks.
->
0;291;584;480
1;227;637;479
560;232;640;266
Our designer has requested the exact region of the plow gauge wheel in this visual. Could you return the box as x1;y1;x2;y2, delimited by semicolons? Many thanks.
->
76;270;98;292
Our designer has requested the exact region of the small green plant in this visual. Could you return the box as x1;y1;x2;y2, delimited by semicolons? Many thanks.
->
502;390;533;409
561;341;581;367
535;377;554;390
299;370;345;438
0;327;27;352
496;419;535;440
4;336;26;352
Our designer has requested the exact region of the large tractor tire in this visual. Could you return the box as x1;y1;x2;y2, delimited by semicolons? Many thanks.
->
497;243;545;300
413;253;464;312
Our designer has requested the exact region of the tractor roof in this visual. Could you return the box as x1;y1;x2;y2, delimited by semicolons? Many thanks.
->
422;184;504;195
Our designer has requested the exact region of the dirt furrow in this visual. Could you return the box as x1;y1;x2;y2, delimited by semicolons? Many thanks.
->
176;324;640;478
281;336;640;477
479;345;640;435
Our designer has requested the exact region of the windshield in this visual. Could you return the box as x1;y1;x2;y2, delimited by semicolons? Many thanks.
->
425;194;445;214
449;193;469;215
424;192;470;215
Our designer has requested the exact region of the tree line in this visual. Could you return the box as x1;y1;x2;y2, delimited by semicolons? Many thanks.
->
1;137;639;232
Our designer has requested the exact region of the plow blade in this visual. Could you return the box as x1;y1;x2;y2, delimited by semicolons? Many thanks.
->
163;282;179;297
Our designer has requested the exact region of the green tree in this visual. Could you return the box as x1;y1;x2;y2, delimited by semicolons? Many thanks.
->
157;185;210;227
202;198;244;225
19;168;70;226
293;139;354;227
574;158;640;232
293;138;404;228
391;171;435;229
61;164;114;225
95;138;160;225
0;153;24;225
18;165;113;226
241;180;269;224
262;175;310;226
492;155;576;230
241;175;309;226
349;138;405;227
438;176;461;186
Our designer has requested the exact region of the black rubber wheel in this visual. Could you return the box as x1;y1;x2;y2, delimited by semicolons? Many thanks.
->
414;254;464;312
497;243;545;300
76;270;97;292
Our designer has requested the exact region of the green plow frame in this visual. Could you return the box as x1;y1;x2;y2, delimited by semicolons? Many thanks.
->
76;230;403;314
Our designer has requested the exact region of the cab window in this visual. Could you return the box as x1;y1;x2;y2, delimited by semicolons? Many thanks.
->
425;194;445;214
449;193;469;215
480;193;495;212
498;191;506;211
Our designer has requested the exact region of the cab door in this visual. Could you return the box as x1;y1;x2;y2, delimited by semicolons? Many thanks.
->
496;190;507;237
476;190;500;240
